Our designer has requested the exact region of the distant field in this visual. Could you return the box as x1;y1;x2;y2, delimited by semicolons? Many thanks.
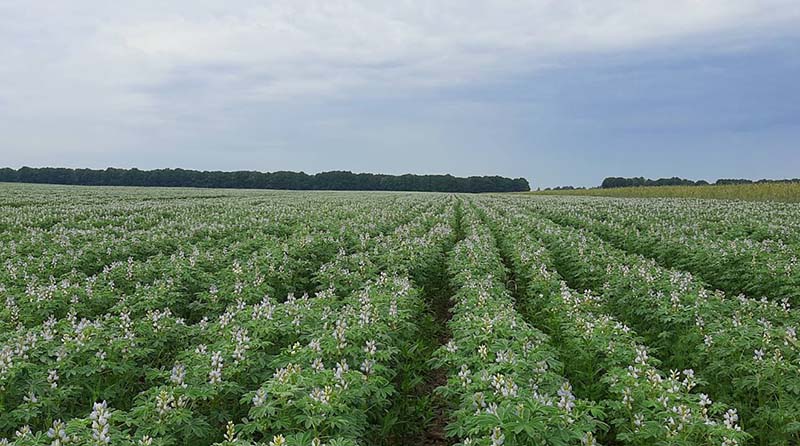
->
528;181;800;202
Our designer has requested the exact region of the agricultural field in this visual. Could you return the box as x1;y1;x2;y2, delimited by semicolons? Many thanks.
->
1;183;799;446
530;182;800;202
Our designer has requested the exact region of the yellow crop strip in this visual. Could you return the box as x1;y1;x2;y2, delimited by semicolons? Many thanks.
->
526;182;800;202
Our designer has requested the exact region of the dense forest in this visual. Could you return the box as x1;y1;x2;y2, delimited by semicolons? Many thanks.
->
0;167;530;193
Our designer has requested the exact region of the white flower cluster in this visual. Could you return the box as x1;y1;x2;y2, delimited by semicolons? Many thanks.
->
309;386;332;405
232;327;250;364
252;388;268;407
333;319;348;350
208;351;224;385
89;401;111;445
47;419;69;446
557;382;576;414
170;363;186;388
48;369;59;389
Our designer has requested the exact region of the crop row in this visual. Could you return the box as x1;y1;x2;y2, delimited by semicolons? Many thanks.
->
432;205;601;445
2;195;454;445
477;201;747;445
485;197;800;445
1;195;430;330
525;197;800;304
1;197;427;430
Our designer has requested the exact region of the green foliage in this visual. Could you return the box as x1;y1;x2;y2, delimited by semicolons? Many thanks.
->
484;195;800;445
1;184;798;445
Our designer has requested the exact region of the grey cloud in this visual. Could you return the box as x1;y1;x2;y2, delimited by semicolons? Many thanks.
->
1;1;799;185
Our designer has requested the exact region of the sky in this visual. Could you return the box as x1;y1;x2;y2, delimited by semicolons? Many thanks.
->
1;1;799;188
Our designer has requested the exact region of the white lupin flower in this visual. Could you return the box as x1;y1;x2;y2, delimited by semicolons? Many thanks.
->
682;369;696;390
253;297;275;320
334;360;349;385
495;349;514;364
360;358;375;376
209;351;224;385
634;346;648;365
333;319;348;350
785;327;797;345
490;427;504;446
90;401;111;444
458;364;472;388
622;387;633;408
47;419;68;446
252;388;268;407
724;409;741;431
364;340;377;356
232;327;250;364
269;434;286;446
156;390;174;417
312;357;325;372
224;421;236;442
170;364;186;388
557;382;576;413
15;425;32;438
309;386;332;405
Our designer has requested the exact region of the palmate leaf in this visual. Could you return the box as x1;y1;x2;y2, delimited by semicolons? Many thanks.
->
182;416;213;441
785;421;800;434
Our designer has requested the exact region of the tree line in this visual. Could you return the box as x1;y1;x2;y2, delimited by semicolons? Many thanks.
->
600;176;800;189
0;167;530;193
540;176;800;191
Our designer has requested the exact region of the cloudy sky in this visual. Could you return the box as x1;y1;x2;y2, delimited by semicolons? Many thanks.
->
1;1;799;187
